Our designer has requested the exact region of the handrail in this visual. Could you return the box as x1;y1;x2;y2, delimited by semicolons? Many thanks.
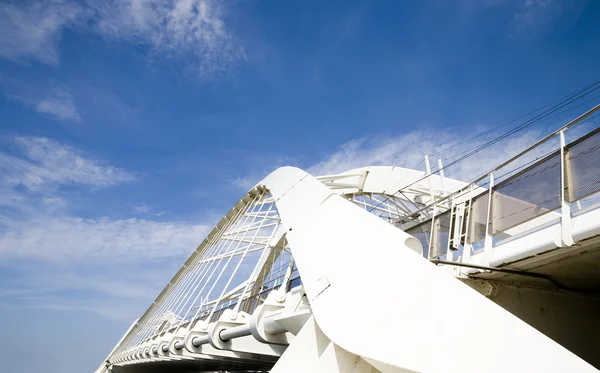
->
471;102;600;185
395;103;600;225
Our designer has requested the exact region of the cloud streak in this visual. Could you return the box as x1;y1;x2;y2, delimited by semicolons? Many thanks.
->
0;216;208;263
233;122;591;192
307;129;538;182
0;0;244;76
1;78;83;124
35;89;81;122
0;136;134;190
0;0;82;64
91;0;245;76
0;136;209;319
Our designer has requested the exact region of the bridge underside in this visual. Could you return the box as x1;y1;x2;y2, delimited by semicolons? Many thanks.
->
111;359;276;373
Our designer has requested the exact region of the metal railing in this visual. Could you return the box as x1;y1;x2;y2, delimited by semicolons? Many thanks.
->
405;104;600;263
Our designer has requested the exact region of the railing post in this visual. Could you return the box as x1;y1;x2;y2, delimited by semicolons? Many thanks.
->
446;195;456;262
460;185;475;271
483;173;494;266
425;155;439;260
424;155;436;206
438;159;446;196
428;213;437;260
558;130;575;247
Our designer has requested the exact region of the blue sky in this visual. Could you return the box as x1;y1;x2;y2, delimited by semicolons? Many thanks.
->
0;0;599;372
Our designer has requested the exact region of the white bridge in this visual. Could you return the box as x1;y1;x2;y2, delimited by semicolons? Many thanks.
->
96;106;600;373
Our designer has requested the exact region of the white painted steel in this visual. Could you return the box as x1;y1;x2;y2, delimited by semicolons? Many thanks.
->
100;166;457;372
263;166;596;373
479;203;600;268
97;134;600;373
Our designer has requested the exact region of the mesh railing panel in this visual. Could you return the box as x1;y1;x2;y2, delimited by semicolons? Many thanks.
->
406;221;432;258
405;128;600;257
431;211;451;258
491;151;561;234
566;128;600;202
468;192;489;244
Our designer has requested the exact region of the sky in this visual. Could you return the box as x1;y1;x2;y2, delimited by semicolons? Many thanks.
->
0;0;599;372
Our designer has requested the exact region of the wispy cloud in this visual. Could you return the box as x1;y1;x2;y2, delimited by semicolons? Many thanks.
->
0;136;209;319
0;260;185;319
35;89;81;122
0;201;209;319
0;216;208;263
511;0;568;35
470;0;587;37
0;136;134;190
308;120;595;190
228;155;299;190
232;124;586;191
307;129;540;182
133;204;150;214
1;77;82;124
91;0;245;76
230;176;257;190
133;204;168;217
0;0;244;76
0;0;83;64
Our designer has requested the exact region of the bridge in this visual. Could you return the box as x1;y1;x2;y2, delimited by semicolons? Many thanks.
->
96;105;600;373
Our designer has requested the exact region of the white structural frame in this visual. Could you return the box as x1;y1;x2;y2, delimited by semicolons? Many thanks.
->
97;105;600;373
99;163;598;373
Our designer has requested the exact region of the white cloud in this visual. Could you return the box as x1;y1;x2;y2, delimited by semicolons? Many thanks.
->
307;128;554;185
307;132;434;177
134;204;150;213
0;260;184;319
0;136;134;190
35;89;81;122
233;122;592;192
511;0;563;34
0;137;152;262
228;155;299;190
0;136;210;319
0;195;209;319
6;87;81;124
92;0;245;76
134;204;169;217
0;216;209;263
0;0;244;76
0;78;82;124
0;0;83;64
230;176;257;190
309;119;597;195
